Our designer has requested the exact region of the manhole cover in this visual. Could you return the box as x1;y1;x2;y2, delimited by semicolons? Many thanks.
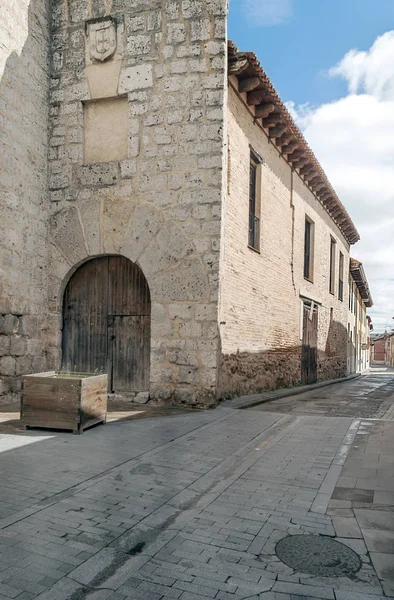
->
275;535;361;577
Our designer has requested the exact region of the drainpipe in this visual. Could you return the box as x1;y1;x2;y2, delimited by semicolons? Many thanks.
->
290;168;296;294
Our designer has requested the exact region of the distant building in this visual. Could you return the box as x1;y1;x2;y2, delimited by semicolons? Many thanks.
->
347;259;373;374
371;332;394;366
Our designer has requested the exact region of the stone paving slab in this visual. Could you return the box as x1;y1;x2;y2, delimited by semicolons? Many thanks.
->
327;419;394;598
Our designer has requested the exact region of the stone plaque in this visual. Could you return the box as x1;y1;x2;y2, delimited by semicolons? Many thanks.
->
87;18;117;62
84;97;128;164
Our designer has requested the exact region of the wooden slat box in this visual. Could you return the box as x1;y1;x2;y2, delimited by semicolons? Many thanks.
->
21;372;108;434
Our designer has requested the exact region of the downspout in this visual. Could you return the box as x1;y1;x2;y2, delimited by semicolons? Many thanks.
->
290;168;296;294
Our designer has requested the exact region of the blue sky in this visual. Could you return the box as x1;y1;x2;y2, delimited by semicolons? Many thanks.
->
228;0;394;107
228;0;394;332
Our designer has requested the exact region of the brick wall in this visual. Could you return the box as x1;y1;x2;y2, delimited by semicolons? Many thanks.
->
47;0;228;406
218;82;351;397
0;0;51;403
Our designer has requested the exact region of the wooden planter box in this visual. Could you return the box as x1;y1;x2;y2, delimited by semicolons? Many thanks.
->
21;372;108;434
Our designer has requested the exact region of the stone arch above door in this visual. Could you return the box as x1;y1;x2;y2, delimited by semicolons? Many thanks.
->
49;202;210;311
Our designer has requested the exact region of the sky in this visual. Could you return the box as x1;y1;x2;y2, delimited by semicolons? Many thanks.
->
228;0;394;333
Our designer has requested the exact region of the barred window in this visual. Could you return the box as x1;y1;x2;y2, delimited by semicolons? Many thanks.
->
329;237;336;295
304;217;314;281
338;252;344;301
248;154;260;251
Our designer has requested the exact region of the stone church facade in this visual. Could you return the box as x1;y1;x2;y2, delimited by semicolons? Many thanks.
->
0;0;362;406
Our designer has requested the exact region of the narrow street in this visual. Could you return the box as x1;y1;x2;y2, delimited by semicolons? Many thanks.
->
0;371;392;600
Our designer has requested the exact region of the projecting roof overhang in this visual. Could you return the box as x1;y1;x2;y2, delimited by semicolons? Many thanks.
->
350;258;373;307
228;40;360;246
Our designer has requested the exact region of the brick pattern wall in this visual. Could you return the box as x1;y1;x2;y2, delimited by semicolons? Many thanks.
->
0;0;51;403
218;83;350;397
48;0;228;406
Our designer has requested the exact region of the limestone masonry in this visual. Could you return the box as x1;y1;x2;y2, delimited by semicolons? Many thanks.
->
0;0;371;406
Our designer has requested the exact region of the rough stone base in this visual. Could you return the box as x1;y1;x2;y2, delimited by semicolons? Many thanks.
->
150;385;217;409
218;348;302;399
318;355;347;382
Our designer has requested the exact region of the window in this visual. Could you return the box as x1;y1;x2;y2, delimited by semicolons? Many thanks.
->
248;152;261;250
338;252;344;301
351;283;354;314
353;284;356;315
329;237;336;295
304;217;314;281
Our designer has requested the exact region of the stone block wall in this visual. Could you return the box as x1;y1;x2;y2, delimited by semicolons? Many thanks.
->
48;0;228;406
0;0;51;403
218;82;350;397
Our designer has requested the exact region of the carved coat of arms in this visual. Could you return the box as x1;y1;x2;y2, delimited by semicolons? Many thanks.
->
88;18;117;62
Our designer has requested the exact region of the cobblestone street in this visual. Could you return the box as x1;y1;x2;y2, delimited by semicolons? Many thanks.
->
0;372;392;600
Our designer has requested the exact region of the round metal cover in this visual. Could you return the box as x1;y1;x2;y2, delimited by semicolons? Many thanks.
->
275;535;361;577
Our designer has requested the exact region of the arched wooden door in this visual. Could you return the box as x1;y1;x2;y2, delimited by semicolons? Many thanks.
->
62;256;150;393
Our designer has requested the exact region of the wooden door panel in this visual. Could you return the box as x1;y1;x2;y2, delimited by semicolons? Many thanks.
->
108;256;150;316
62;256;151;393
110;316;150;392
62;257;109;375
301;304;318;385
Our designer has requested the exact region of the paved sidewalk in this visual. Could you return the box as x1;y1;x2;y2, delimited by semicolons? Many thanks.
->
222;375;360;410
328;419;394;597
245;374;394;419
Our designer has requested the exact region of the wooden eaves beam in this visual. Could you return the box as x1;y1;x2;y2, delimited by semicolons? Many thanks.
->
308;175;321;187
282;140;298;154
276;132;292;146
228;56;249;76
299;164;314;176
291;157;309;169
254;103;275;118
287;149;304;162
238;76;261;93
269;123;288;138
323;196;336;208
313;182;327;193
247;90;274;106
319;190;332;202
304;170;319;183
331;207;343;219
262;112;282;128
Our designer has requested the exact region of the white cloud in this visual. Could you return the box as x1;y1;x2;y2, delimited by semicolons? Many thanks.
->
241;0;292;26
329;31;394;100
290;32;394;332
